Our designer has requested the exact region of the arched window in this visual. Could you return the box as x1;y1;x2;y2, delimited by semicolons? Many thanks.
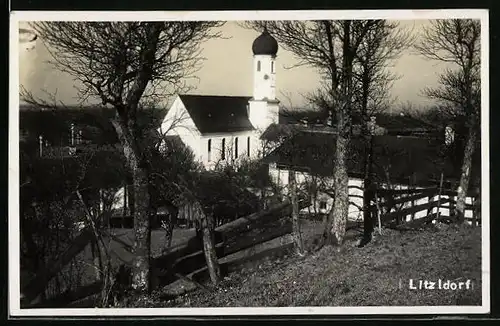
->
207;139;212;162
221;138;226;160
234;137;238;158
247;137;251;157
70;123;75;146
271;61;275;73
257;60;261;72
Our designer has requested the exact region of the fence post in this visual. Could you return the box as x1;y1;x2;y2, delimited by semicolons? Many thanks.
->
449;191;455;220
200;206;221;285
426;194;433;216
471;197;477;227
361;133;375;240
436;173;444;222
374;190;382;234
476;201;481;227
409;197;414;221
410;175;416;221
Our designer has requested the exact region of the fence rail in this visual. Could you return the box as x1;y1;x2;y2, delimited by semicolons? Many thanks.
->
372;186;480;228
22;199;309;308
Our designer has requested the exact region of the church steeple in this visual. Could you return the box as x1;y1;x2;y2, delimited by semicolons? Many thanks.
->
248;28;280;131
251;28;278;101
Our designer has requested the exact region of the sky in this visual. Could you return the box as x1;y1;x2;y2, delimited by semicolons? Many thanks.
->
18;20;447;111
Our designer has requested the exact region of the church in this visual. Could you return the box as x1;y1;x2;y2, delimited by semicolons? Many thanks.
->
159;29;281;169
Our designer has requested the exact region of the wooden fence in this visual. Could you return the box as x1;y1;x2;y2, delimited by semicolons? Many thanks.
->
21;199;310;308
373;186;480;228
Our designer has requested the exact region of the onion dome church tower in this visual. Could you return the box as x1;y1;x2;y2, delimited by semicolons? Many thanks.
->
248;28;280;132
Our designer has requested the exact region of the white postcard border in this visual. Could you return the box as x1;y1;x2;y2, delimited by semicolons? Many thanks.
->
9;9;490;317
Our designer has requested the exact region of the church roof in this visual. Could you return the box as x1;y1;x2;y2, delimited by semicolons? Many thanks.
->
179;94;255;134
252;29;278;56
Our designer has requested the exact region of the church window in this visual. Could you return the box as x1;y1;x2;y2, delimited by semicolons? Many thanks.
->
257;60;261;72
221;138;226;161
70;123;75;146
207;139;212;162
235;137;238;158
76;129;83;145
271;61;275;73
247;137;251;156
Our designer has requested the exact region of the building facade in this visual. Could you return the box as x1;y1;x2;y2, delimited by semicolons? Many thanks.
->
160;29;281;169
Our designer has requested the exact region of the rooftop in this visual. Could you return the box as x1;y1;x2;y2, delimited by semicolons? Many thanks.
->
252;29;279;56
262;131;469;186
179;94;255;135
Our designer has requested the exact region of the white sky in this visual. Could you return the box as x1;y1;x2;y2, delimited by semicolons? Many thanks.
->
19;20;448;110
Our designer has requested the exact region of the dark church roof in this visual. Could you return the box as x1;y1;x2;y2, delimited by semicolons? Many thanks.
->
179;94;255;135
252;29;278;56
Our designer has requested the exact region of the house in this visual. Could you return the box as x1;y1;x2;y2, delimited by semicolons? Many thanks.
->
261;130;466;220
262;130;365;219
160;29;280;169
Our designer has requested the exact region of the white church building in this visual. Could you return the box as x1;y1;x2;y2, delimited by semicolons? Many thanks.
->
159;29;281;169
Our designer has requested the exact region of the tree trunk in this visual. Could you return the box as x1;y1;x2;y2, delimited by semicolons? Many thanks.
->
328;21;353;247
360;70;374;243
130;167;152;292
128;182;135;222
329;135;350;245
289;170;305;255
362;134;374;243
90;239;101;281
112;118;152;294
201;213;221;285
122;183;128;227
455;123;477;223
163;225;174;249
261;187;267;210
163;207;177;249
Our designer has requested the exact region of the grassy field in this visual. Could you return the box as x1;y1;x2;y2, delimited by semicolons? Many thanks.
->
118;220;482;308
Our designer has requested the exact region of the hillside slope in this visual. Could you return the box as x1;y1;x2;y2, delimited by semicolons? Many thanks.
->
118;221;481;308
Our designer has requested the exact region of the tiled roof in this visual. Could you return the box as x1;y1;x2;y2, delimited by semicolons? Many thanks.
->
179;95;254;134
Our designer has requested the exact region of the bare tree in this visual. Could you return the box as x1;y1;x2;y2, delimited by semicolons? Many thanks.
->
414;19;481;222
22;21;224;294
352;21;413;244
241;20;379;246
353;21;412;121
